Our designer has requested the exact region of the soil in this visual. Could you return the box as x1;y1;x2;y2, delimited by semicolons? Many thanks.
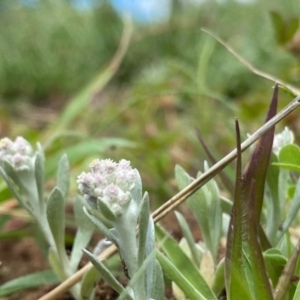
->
0;209;193;300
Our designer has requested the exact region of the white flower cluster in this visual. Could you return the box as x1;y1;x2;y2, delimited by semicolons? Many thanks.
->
273;127;294;155
0;137;33;171
77;159;138;216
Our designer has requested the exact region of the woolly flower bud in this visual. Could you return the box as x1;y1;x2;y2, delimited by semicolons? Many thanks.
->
77;159;138;216
0;137;33;171
273;127;294;155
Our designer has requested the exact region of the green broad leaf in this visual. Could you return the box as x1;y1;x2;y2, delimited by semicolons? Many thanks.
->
57;154;70;200
45;138;136;176
175;211;201;266
34;152;44;211
274;239;300;300
175;164;222;262
156;250;210;300
273;144;300;172
263;248;287;287
83;206;118;243
0;270;58;297
70;196;94;272
48;247;65;281
155;225;216;299
46;187;65;253
80;266;101;300
82;249;131;299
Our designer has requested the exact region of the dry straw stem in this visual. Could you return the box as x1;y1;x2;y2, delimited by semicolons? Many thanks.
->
38;91;300;300
202;29;300;97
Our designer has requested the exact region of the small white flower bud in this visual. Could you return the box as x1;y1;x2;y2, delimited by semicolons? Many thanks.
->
77;159;138;218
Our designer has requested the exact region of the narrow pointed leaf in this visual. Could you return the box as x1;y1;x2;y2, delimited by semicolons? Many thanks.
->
225;119;251;300
70;196;94;272
57;154;70;200
175;211;201;266
156;250;210;300
244;180;273;300
82;249;130;298
149;260;164;300
242;84;278;223
83;206;118;244
47;187;66;251
138;192;151;267
34;152;44;211
175;164;222;262
0;270;58;297
155;225;216;299
80;266;101;300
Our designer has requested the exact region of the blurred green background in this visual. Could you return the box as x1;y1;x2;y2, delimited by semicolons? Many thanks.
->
0;0;300;207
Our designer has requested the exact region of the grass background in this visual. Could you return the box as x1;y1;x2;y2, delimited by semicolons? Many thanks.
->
0;0;299;208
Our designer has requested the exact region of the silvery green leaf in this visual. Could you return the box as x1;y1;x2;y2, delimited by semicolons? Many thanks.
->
83;206;118;244
175;164;222;262
97;198;117;222
138;192;150;266
34;152;44;211
175;211;201;266
48;247;65;281
36;142;45;160
145;217;156;299
0;167;25;209
3;160;26;194
149;260;164;300
0;270;58;297
82;249;131;298
131;170;143;205
118;251;157;300
57;153;70;200
70;196;94;272
80;266;101;300
46;187;65;254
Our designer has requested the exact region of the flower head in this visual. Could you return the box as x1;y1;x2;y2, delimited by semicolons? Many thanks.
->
0;137;34;171
77;159;138;217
